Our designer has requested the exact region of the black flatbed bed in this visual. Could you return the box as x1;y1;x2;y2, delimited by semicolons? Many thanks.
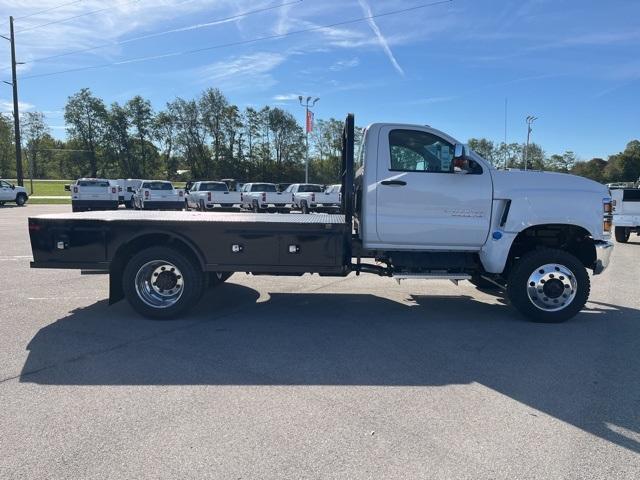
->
29;210;350;276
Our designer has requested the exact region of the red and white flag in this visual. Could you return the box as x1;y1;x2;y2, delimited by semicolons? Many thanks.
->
306;110;314;133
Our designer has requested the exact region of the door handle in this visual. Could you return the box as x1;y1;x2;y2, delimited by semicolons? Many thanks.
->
381;180;407;186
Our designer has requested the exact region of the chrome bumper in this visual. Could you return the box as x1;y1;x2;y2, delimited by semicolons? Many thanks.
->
593;240;614;275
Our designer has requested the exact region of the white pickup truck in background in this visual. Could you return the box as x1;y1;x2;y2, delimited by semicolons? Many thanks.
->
287;183;341;213
186;181;241;210
0;179;28;206
612;188;640;243
240;183;288;212
132;181;185;210
116;179;143;208
68;178;119;212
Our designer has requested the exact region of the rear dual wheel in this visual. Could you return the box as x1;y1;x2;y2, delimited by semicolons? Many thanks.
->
507;248;589;323
123;246;205;319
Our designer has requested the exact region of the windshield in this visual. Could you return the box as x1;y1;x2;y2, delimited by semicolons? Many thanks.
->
143;182;173;190
200;182;228;192
250;184;277;192
298;184;323;193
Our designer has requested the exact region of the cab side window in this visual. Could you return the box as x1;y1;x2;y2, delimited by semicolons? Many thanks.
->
389;129;455;173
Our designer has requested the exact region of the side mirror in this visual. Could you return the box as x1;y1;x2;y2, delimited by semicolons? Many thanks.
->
453;144;469;172
64;184;71;192
11;184;15;190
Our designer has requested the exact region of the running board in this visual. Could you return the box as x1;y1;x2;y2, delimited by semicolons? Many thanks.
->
393;273;472;285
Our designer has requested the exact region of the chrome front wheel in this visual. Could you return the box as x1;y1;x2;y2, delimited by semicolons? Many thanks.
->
526;263;578;312
507;248;590;323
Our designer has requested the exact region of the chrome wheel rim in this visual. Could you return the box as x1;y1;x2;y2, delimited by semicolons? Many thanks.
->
135;260;184;309
526;263;577;312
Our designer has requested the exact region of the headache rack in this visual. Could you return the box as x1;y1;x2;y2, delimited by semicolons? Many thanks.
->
340;113;355;264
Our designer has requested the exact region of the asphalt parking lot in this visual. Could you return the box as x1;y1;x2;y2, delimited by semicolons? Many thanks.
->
1;204;639;479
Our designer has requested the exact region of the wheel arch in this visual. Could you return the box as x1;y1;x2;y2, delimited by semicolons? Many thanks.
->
108;231;206;304
505;223;596;274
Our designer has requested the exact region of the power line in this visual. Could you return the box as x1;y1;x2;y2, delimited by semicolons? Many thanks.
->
24;0;303;65
15;0;143;33
14;0;86;21
21;0;453;80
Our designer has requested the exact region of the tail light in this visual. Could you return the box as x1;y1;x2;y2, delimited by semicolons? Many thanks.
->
311;193;315;202
603;198;613;234
207;192;211;202
111;187;117;194
179;190;184;197
240;193;243;201
339;193;342;202
144;190;149;199
292;194;295;202
73;186;78;193
262;192;266;202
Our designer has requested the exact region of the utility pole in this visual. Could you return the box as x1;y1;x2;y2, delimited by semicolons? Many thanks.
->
299;95;319;183
1;16;25;186
523;115;537;171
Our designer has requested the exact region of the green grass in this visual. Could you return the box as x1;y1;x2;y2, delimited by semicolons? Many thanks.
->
24;180;72;197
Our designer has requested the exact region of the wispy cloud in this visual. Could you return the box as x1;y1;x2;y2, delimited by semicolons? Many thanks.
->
329;57;360;71
410;95;458;105
0;99;34;112
272;93;299;101
196;51;287;91
357;0;404;76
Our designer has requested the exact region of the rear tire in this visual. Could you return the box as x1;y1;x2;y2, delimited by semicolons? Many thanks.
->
615;227;630;243
507;248;589;323
123;246;205;320
301;201;309;214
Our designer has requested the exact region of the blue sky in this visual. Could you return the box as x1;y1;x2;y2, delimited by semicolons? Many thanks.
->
0;0;638;160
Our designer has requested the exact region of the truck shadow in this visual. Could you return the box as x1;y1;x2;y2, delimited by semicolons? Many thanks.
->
19;282;640;453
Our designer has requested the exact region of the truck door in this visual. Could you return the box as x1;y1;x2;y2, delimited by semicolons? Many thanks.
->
375;126;493;248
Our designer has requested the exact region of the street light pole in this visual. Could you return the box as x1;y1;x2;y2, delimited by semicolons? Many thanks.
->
523;115;537;171
299;95;319;183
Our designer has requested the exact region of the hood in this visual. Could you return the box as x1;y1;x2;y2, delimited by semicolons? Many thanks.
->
491;170;609;199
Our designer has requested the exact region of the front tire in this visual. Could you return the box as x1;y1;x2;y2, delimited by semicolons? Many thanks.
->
615;227;630;243
506;248;589;323
123;246;205;320
15;193;27;206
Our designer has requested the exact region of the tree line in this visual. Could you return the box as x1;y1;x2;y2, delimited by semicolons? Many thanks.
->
0;87;638;185
468;137;640;183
